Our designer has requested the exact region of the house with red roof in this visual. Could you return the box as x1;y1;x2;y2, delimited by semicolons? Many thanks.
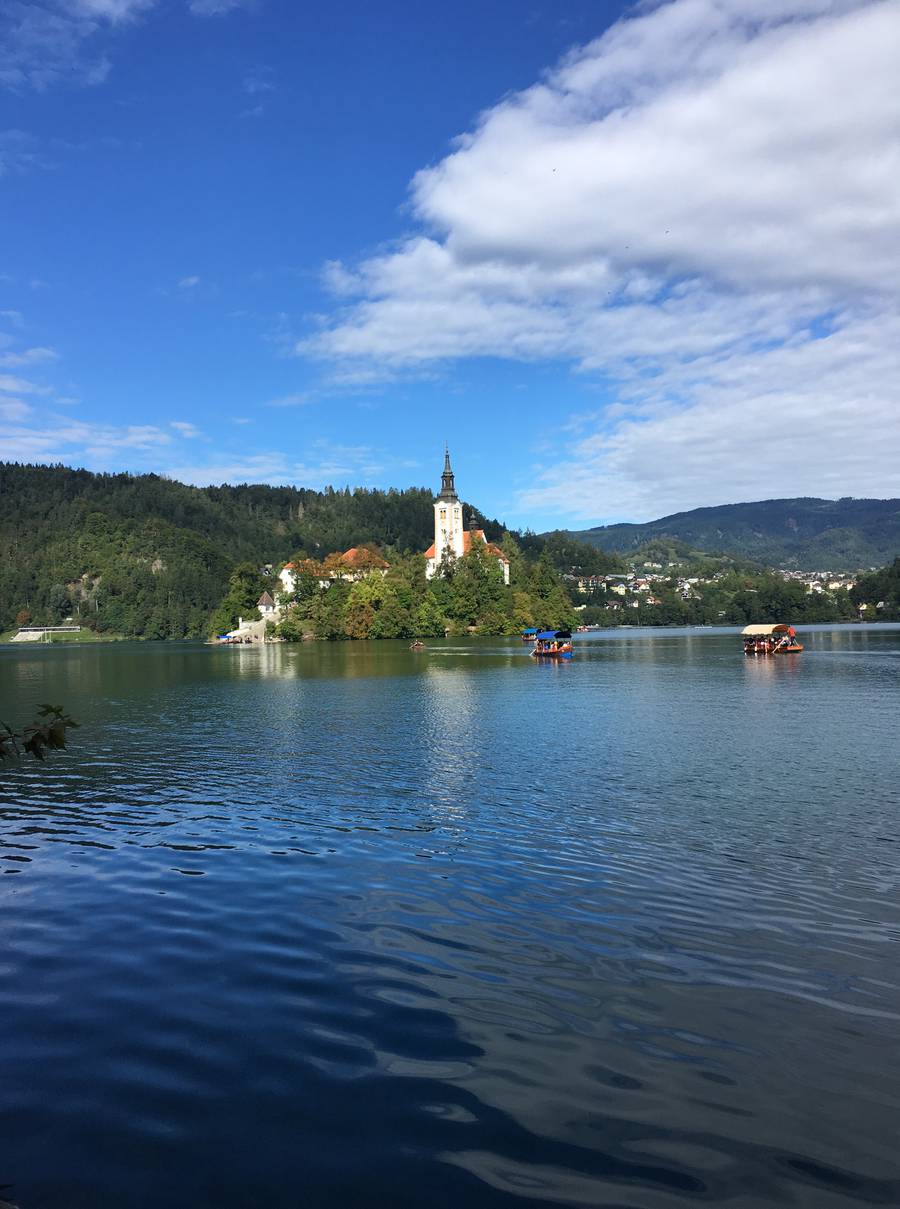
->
279;546;389;595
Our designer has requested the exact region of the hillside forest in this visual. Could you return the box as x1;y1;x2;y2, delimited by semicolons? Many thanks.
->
568;497;900;570
1;464;896;640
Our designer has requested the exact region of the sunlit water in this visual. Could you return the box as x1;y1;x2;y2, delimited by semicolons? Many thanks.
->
1;625;899;1209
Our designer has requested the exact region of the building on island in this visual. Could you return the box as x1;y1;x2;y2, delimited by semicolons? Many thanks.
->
424;449;510;585
257;591;276;617
279;547;390;595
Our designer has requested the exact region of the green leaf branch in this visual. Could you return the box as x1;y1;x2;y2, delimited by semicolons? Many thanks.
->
0;705;79;762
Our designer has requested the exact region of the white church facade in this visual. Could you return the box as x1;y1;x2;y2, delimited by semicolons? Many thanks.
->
424;450;510;585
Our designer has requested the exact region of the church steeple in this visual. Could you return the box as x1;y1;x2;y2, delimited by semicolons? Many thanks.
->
438;445;458;501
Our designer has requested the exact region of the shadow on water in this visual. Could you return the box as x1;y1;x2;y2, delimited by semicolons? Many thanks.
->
2;626;900;1207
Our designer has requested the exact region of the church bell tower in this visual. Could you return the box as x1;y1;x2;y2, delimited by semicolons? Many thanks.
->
434;446;464;563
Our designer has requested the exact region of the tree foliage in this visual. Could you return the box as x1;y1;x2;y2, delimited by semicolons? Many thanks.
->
1;705;78;762
852;559;900;620
0;464;437;637
209;563;271;635
268;534;577;643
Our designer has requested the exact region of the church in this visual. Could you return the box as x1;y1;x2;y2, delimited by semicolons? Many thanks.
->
423;449;510;585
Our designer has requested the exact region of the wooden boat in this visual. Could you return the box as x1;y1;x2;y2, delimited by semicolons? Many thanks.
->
532;629;574;659
741;623;803;655
522;628;538;643
409;640;426;650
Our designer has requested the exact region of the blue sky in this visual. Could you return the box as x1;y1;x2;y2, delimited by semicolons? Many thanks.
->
2;0;899;530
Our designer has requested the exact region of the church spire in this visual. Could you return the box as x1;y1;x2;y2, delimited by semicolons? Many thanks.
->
438;445;458;501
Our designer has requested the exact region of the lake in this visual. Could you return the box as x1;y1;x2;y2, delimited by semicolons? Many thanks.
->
1;625;899;1209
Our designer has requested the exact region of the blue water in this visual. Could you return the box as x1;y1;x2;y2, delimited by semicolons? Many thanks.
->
1;625;899;1208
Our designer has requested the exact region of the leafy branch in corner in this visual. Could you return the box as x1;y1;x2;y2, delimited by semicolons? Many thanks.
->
0;705;79;762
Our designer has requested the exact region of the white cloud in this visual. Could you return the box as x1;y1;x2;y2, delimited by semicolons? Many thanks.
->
74;0;156;22
166;441;386;489
0;129;54;176
189;0;251;15
0;373;47;395
300;0;900;521
242;65;275;95
290;442;384;489
264;392;313;408
178;275;200;289
0;397;30;422
165;453;291;485
170;420;201;437
1;0;252;92
0;346;58;368
1;2;121;91
3;417;172;463
522;309;900;520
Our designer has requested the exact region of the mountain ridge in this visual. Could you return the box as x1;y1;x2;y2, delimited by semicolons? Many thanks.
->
558;497;900;570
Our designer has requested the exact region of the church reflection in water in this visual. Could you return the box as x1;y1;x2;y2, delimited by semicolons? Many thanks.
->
418;661;480;823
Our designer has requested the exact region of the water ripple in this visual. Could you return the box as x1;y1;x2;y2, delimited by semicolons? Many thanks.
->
1;627;899;1207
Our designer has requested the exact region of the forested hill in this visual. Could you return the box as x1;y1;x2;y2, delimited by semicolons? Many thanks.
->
564;497;900;570
1;464;624;638
0;463;450;637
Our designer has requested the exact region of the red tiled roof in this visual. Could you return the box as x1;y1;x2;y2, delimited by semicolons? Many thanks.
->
341;546;389;568
424;530;508;563
465;530;509;562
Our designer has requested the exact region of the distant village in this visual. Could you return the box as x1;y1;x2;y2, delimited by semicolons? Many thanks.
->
565;565;860;613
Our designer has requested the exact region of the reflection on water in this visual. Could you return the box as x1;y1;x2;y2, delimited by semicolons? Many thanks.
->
1;625;899;1208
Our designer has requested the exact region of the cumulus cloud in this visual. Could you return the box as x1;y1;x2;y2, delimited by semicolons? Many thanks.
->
301;0;900;520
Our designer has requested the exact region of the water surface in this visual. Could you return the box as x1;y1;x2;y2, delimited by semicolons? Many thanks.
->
1;625;899;1208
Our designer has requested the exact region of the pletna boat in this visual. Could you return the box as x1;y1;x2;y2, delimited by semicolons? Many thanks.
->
532;629;574;659
521;628;538;643
741;624;803;655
